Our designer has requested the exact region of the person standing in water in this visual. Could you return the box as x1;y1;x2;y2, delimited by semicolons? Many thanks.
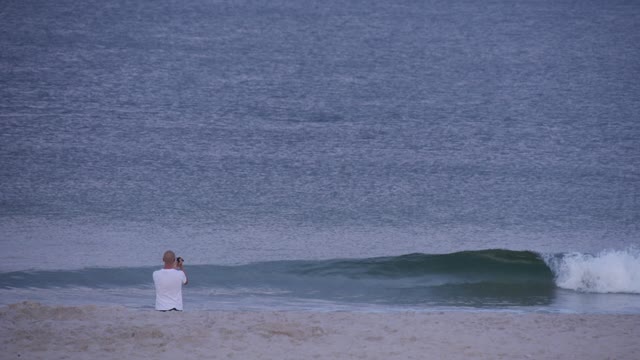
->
153;250;188;311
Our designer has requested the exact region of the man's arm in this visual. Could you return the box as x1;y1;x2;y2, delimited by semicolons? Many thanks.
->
178;262;188;285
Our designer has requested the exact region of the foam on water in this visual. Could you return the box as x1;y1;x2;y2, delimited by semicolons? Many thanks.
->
547;249;640;294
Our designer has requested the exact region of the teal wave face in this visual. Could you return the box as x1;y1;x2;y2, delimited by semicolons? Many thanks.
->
0;250;561;308
293;250;554;281
281;250;558;307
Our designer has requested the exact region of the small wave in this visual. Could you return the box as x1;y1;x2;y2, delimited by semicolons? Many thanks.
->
545;249;640;294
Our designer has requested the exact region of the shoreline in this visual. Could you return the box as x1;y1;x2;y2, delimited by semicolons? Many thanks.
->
2;302;639;359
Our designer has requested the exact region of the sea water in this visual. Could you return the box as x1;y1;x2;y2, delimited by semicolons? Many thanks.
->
1;0;639;313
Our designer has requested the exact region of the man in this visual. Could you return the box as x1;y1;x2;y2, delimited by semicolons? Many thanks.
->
153;250;188;311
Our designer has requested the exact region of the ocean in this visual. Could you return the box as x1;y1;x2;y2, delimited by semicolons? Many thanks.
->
1;0;639;313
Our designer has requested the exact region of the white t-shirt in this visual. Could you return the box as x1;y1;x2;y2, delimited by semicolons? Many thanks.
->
153;268;187;311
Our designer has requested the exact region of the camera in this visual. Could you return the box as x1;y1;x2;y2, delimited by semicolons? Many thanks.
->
177;257;184;263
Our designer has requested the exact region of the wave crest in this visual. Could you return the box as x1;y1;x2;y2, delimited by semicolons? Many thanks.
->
546;249;640;294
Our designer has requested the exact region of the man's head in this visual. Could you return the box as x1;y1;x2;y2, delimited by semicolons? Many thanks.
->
163;250;176;265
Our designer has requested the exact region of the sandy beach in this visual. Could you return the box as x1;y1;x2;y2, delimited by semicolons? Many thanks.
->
1;302;638;359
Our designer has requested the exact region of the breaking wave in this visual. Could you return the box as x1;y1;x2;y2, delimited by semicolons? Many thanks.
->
1;249;638;309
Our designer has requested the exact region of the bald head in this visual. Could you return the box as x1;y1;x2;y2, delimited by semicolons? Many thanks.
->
163;250;176;265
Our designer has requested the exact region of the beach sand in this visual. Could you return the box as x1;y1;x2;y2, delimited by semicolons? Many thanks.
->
1;302;638;359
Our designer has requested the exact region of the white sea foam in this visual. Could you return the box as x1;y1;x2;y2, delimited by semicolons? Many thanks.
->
547;249;640;294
